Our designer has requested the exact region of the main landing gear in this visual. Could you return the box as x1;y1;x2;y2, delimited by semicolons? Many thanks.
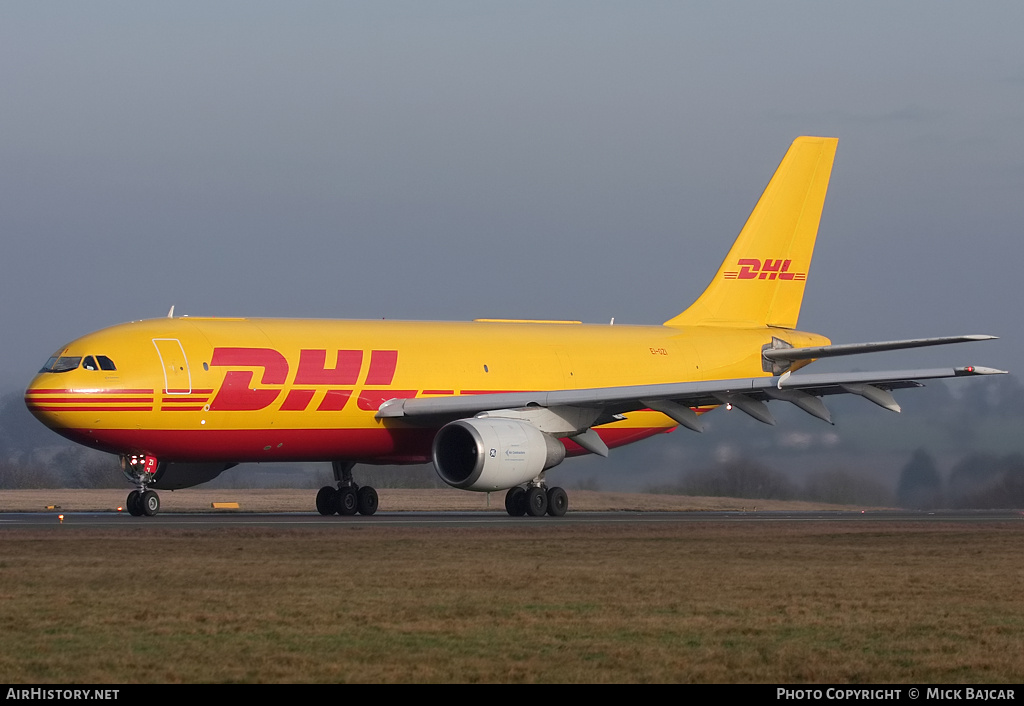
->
505;484;568;517
121;454;161;517
316;461;379;516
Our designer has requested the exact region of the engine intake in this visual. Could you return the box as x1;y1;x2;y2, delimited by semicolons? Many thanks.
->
432;417;566;491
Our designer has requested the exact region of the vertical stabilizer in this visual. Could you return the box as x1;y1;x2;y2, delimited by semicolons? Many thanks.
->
665;136;837;329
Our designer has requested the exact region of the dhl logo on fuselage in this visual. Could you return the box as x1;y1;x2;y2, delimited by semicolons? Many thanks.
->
208;347;414;413
722;258;806;281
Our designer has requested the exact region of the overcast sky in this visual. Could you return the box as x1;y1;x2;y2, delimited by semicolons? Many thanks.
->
2;2;1021;393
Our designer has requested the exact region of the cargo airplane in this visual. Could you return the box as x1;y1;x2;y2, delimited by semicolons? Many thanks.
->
25;137;1005;517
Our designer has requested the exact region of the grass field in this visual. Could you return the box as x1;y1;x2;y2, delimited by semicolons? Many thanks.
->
1;495;1022;684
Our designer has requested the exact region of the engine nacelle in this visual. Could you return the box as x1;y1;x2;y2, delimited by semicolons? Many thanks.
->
432;417;566;491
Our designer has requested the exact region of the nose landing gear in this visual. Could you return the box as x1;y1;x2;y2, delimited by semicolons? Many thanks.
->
121;454;161;517
126;489;161;517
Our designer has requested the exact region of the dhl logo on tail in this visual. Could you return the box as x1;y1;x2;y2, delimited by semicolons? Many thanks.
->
722;258;807;281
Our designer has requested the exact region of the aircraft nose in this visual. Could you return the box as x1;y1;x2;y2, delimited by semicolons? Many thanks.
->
24;373;61;428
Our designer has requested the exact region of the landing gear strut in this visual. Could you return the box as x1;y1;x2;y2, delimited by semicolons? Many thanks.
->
316;461;379;516
505;484;568;517
121;454;161;517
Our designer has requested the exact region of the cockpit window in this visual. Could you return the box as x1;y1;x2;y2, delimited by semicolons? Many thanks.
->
39;354;116;373
40;356;82;373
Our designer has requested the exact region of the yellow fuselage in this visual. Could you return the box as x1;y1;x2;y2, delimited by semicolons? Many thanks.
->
25;317;828;464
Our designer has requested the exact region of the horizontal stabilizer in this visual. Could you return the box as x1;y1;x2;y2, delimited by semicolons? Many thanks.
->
763;335;997;362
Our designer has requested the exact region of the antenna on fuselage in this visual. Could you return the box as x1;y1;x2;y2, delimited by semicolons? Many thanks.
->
167;305;175;318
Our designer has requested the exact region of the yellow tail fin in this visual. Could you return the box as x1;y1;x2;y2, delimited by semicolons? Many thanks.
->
665;136;838;329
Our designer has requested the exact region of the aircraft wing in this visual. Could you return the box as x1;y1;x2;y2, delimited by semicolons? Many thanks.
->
376;364;1007;437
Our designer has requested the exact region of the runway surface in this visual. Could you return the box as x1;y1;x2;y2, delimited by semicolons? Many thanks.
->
2;508;1021;529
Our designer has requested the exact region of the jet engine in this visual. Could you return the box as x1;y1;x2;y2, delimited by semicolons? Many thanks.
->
432;417;566;491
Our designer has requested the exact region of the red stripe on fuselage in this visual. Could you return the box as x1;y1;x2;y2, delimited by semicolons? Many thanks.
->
24;396;154;404
26;388;155;395
48;425;670;464
28;406;154;412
